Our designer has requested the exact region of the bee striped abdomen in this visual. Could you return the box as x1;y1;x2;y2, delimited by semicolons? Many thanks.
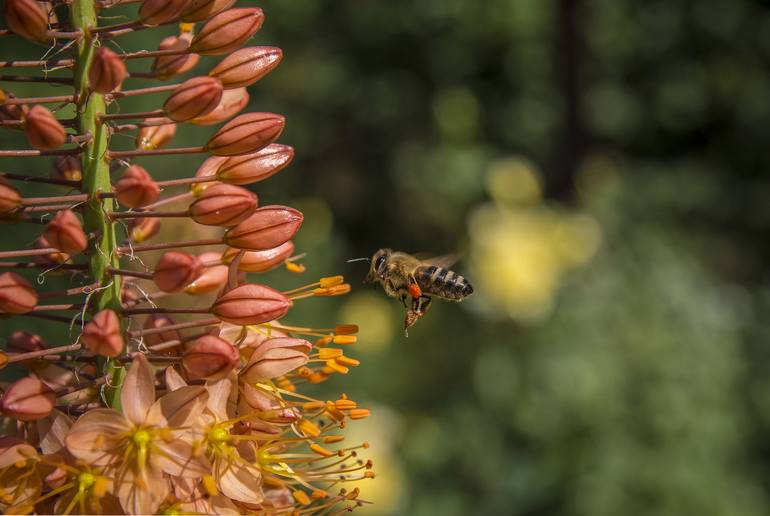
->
415;265;474;301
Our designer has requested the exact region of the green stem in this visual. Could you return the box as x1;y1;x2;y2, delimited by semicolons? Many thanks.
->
72;0;124;410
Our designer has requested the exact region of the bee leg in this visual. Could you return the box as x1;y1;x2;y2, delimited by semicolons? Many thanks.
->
415;295;432;315
399;293;408;308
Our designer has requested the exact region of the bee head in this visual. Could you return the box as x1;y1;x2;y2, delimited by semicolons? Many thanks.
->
364;248;391;283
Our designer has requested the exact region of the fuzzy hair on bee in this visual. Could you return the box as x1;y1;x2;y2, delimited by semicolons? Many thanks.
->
353;248;474;335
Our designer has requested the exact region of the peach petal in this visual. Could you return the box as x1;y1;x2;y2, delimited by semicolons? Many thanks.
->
121;354;156;424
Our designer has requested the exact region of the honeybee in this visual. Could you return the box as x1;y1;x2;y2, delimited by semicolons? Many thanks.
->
359;249;474;335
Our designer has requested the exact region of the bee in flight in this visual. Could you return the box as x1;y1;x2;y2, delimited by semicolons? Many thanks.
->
353;249;474;335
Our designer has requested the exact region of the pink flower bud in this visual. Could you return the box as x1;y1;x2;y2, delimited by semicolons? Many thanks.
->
241;337;311;381
7;331;45;353
184;252;228;295
89;47;127;94
0;178;21;214
191;8;264;56
209;46;282;89
152;33;200;80
153;251;204;293
114;165;160;208
137;118;177;150
4;0;50;44
223;205;303;251
221;241;294;273
1;376;55;421
190;86;249;126
182;335;239;380
139;0;191;26
205;112;285;156
128;216;161;242
0;272;37;314
143;314;182;352
51;155;82;182
211;283;290;325
24;105;66;150
180;0;235;22
32;235;69;265
188;183;257;226
43;210;87;254
80;309;123;358
216;143;294;186
191;155;226;195
164;76;223;122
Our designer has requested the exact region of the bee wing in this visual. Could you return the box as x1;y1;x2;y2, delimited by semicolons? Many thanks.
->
418;253;459;269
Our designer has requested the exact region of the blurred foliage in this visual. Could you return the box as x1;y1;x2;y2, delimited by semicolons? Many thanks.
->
4;0;770;514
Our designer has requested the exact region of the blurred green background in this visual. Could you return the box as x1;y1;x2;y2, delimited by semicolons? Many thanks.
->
5;0;770;514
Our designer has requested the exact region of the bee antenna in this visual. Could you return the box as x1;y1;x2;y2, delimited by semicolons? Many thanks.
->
346;257;370;264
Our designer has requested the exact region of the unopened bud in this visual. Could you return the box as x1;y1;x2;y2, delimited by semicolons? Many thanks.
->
191;8;265;56
114;165;160;208
221;241;294;273
24;105;66;150
184;252;228;295
143;314;181;350
180;0;235;22
0;178;21;214
152;33;200;80
216;144;294;186
1;376;55;421
241;337;311;382
164;76;223;122
32;235;69;265
0;272;36;314
0;93;27;125
209;46;282;89
4;0;50;44
7;331;45;354
223;205;303;251
139;0;191;26
190;87;249;126
153;251;204;293
128;216;161;242
43;210;87;254
211;283;290;325
89;47;127;94
190;155;226;196
188;183;257;226
80;309;123;358
205;112;285;156
137;119;177;150
51;155;82;182
182;335;239;380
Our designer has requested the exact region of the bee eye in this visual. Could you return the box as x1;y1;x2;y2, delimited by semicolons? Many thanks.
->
374;255;386;272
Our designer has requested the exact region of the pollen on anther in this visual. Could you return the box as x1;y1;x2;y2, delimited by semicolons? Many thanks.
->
298;419;321;438
292;490;311;506
310;443;335;457
336;355;360;367
333;335;357;345
318;348;343;360
349;409;371;420
323;435;345;444
319;275;344;288
326;359;349;375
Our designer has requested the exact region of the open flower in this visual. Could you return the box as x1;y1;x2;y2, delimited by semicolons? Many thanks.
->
65;355;209;514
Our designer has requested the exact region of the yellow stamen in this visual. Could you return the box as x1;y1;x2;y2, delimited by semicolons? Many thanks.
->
319;276;344;288
293;490;311;505
302;401;326;411
308;373;328;383
315;335;333;347
325;359;349;375
336;355;360;367
285;261;306;273
346;487;360;500
298;419;321;438
335;324;358;335
325;401;345;422
92;477;109;498
318;348;343;360
333;335;357;345
202;475;219;497
349;409;371;420
335;399;357;411
323;435;345;444
311;489;328;499
310;444;335;457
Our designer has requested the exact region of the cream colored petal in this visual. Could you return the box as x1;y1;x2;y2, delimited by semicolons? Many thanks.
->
205;378;231;421
146;385;207;428
0;438;37;468
164;366;188;391
37;409;73;455
213;454;264;504
115;466;167;516
121;353;156;425
210;493;242;515
153;438;210;478
65;409;129;466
